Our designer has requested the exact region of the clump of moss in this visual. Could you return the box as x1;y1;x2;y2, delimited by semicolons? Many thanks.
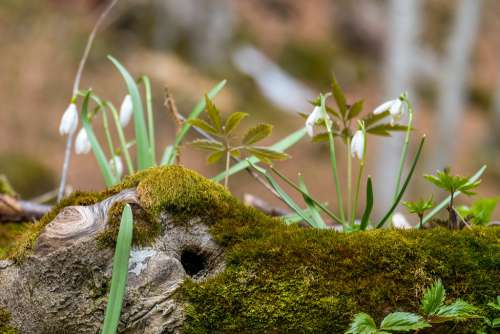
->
0;307;18;334
97;201;161;248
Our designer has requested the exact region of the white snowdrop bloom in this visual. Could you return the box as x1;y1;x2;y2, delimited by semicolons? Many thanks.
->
119;94;133;127
59;103;78;135
350;130;365;160
110;155;124;178
75;128;91;155
373;98;405;126
392;212;412;229
305;105;330;137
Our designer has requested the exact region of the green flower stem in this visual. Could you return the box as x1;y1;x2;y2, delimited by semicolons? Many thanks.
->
350;123;367;225
139;76;156;165
393;93;414;201
101;109;118;177
224;149;231;189
321;93;345;223
107;103;135;175
347;136;352;223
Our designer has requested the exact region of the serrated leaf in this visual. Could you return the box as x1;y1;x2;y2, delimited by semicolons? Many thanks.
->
243;124;273;145
421;279;445;315
433;299;480;321
345;313;378;334
380;312;431;331
245;147;289;164
331;76;347;117
224;112;248;135
207;150;225;164
187;119;220;136
367;123;410;137
325;106;342;119
190;139;224;152
363;110;390;127
205;94;222;131
347;100;364;120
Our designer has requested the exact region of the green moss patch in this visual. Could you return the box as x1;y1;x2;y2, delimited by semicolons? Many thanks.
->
0;307;18;334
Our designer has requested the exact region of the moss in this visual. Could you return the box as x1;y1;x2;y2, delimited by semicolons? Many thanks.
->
0;307;18;334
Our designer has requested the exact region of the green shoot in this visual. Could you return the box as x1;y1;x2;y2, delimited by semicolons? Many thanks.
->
403;196;434;229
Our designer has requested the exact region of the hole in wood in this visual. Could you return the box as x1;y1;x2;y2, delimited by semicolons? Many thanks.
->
180;248;206;277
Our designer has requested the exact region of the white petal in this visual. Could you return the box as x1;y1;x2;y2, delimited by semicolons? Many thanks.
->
389;99;403;116
59;103;79;135
305;106;328;137
75;128;91;154
392;212;412;229
373;100;395;115
350;130;365;160
119;95;133;127
110;156;124;178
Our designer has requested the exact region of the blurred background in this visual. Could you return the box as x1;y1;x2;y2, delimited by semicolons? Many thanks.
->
0;0;498;222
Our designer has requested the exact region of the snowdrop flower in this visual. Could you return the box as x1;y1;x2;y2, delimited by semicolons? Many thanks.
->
350;130;365;160
75;128;91;155
373;98;404;126
119;94;133;127
392;212;412;229
59;103;78;135
305;105;330;137
110;155;124;178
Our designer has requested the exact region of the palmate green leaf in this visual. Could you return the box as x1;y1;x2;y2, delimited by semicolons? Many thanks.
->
380;312;431;331
245;147;289;164
163;80;226;165
108;56;154;170
101;204;133;334
347;100;364;120
190;139;224;152
80;91;118;187
359;177;373;231
205;94;222;132
243;124;273;145
420;279;445;315
424;169;481;195
366;123;410;137
325;106;342;120
363;110;390;127
345;313;378;334
224;112;248;135
458;197;499;225
331;75;348;118
187;119;220;136
212;127;307;182
432;299;480;322
422;165;487;225
207;150;225;164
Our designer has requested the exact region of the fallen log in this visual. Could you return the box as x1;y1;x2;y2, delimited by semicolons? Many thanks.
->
0;166;498;333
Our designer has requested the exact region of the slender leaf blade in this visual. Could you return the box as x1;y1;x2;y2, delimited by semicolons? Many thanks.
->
298;174;326;228
359;177;373;231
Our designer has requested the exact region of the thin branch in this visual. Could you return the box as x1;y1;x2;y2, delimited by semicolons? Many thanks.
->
164;87;183;164
57;0;120;202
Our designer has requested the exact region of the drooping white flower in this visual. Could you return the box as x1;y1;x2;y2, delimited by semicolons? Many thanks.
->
373;98;404;126
305;105;330;137
119;94;133;127
392;212;412;229
351;130;365;160
75;128;91;155
110;155;124;178
59;103;78;135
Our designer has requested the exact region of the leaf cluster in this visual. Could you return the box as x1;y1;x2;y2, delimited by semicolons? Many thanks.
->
189;95;289;164
424;168;481;195
457;197;499;226
403;197;434;216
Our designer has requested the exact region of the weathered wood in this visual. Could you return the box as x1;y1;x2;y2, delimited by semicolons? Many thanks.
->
0;194;51;222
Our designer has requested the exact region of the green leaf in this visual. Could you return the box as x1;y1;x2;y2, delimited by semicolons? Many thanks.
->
331;76;347;118
245;147;289;164
422;165;487;225
207;150;225;164
80;91;118;187
243;124;273;145
424;168;481;196
366;123;409;137
212;127;306;182
139;75;156;164
190;139;224;152
298;174;326;229
359;177;373;231
421;279;445;315
101;204;133;334
457;197;499;225
224;112;248;135
187;119;220;136
433;299;480;322
205;94;222;131
347;100;364;120
312;133;330;142
363;110;390;127
376;136;426;228
108;56;154;170
164;79;226;165
160;145;174;165
380;312;431;331
345;313;378;334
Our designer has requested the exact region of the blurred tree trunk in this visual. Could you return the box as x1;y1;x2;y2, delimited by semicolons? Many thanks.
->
430;0;483;170
374;0;420;218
